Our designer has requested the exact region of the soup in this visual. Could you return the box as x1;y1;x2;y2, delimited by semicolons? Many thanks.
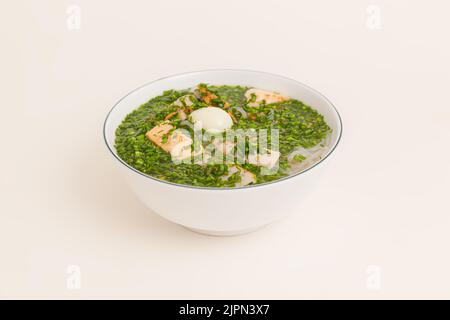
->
114;84;331;187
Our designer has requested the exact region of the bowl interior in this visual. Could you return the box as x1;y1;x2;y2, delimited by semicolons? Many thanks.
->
104;70;342;181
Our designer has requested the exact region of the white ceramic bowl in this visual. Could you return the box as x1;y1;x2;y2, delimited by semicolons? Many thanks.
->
103;70;342;236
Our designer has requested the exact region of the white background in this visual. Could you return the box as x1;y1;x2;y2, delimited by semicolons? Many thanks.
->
1;0;449;299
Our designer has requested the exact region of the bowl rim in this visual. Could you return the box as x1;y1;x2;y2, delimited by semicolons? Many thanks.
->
103;69;343;191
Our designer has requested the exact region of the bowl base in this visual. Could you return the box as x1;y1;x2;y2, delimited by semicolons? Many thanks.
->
185;225;265;237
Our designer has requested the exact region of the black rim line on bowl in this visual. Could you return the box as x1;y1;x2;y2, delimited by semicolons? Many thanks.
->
103;69;343;191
